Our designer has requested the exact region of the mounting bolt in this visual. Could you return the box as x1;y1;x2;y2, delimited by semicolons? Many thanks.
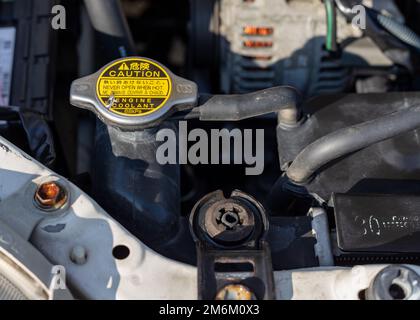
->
215;284;256;300
70;246;87;265
34;181;68;211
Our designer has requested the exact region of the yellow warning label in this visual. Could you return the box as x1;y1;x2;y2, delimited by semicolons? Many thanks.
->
96;58;172;116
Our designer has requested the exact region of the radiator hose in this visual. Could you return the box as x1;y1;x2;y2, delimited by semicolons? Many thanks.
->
286;104;420;184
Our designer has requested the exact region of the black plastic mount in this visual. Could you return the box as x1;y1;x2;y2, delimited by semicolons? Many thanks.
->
190;190;275;300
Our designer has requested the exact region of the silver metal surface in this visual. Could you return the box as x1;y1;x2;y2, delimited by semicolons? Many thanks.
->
0;136;197;299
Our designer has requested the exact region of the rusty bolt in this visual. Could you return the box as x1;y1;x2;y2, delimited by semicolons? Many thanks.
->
215;284;256;300
34;181;68;211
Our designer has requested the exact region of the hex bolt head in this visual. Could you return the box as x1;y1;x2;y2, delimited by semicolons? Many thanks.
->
70;246;88;265
34;181;68;211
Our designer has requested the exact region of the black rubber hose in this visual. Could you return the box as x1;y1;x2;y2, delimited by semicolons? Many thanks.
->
84;0;136;60
286;104;420;184
198;86;301;125
375;13;420;51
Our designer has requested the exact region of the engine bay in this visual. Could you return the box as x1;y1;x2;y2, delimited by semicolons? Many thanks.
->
1;0;420;300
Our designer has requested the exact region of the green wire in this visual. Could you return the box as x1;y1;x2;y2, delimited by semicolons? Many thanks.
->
325;0;334;51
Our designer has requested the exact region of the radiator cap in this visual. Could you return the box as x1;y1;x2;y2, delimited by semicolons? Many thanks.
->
70;56;197;130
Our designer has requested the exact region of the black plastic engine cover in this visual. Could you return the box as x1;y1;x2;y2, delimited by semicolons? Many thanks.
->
333;193;420;253
277;92;420;201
